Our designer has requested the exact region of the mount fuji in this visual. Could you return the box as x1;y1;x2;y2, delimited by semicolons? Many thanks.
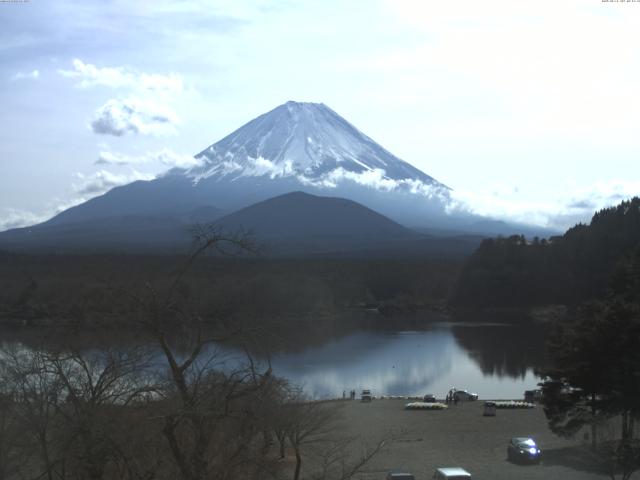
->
190;101;444;192
0;101;551;254
38;101;455;228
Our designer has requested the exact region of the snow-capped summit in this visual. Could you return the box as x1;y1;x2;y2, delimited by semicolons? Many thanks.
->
188;101;446;193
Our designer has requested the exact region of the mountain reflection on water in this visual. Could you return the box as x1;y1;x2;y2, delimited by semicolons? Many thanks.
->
266;323;544;399
0;321;546;401
451;323;546;379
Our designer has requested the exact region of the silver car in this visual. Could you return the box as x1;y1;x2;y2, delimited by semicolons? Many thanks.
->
453;389;478;401
507;437;542;464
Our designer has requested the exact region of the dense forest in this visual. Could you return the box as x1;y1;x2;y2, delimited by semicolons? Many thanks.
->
537;228;640;479
453;197;640;308
0;253;461;352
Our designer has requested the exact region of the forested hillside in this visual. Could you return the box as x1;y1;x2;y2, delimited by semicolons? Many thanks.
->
454;197;640;307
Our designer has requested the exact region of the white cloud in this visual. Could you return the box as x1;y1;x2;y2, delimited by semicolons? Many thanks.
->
154;148;203;169
95;148;202;169
191;156;297;181
11;69;40;81
58;59;129;88
0;207;48;232
90;97;178;136
326;168;398;191
244;156;294;177
297;167;448;201
58;59;186;137
449;180;640;231
373;0;640;138
95;151;145;166
0;169;160;232
0;199;90;232
73;169;155;196
58;58;183;93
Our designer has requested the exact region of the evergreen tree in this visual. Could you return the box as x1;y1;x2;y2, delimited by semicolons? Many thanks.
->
539;248;640;479
454;197;640;307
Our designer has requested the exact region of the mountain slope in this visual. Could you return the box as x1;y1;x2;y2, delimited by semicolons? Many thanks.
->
0;206;225;254
211;192;480;257
214;191;412;239
39;101;452;230
0;191;484;257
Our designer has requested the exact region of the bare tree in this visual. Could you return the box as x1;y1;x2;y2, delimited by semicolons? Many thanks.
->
44;348;156;480
309;434;390;480
121;227;287;480
1;348;63;480
152;341;279;480
0;392;23;480
0;346;158;480
284;399;343;480
273;394;392;480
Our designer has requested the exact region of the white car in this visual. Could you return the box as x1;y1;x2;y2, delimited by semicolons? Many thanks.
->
387;471;415;480
433;467;472;479
453;389;478;401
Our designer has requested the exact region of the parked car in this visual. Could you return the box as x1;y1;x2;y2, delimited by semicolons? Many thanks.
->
453;389;478;401
386;470;415;480
423;394;437;403
361;389;372;402
524;389;543;403
483;401;496;416
538;380;580;398
432;467;472;479
507;437;542;464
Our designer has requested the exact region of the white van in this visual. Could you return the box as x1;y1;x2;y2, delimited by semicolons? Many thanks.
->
361;389;372;402
432;467;472;479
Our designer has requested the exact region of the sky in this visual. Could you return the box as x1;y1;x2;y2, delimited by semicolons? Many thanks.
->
1;0;640;232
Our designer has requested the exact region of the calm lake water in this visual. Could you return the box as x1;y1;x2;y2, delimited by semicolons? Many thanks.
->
1;321;546;401
252;322;544;400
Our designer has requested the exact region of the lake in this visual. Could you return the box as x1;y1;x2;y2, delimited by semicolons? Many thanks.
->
1;321;546;401
249;322;545;400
